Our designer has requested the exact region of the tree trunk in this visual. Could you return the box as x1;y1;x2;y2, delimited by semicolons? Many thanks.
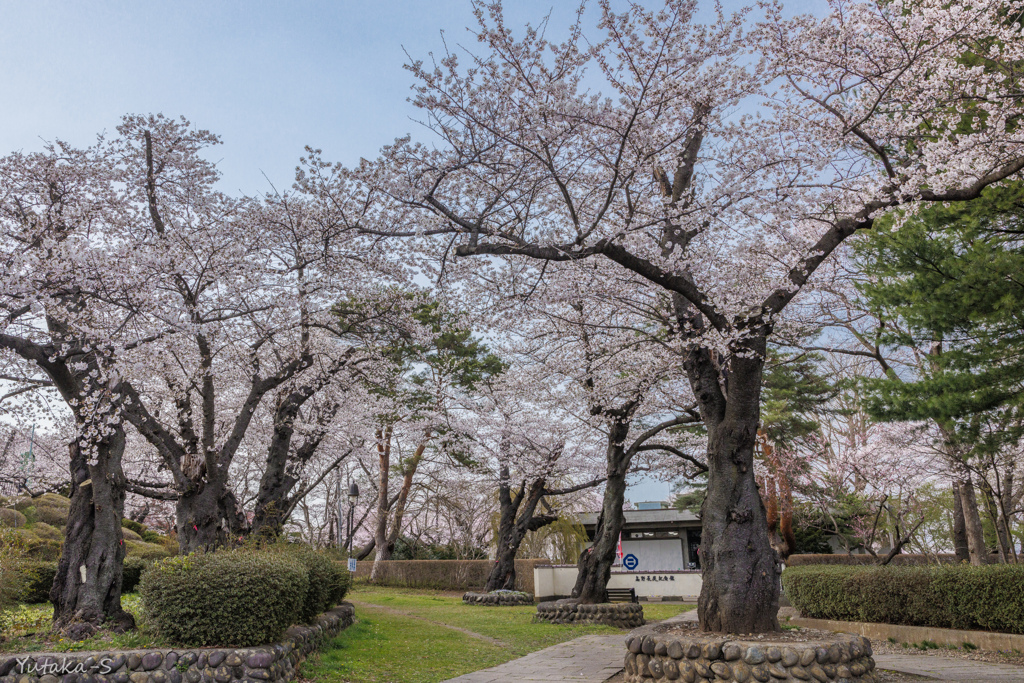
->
51;436;135;639
951;479;970;563
370;426;393;580
958;475;989;565
175;477;243;553
572;423;630;604
484;475;553;592
695;350;781;633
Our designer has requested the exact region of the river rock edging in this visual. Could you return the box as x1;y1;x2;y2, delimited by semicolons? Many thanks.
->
0;603;354;683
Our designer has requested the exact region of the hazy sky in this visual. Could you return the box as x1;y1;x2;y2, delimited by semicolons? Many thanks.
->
1;0;819;503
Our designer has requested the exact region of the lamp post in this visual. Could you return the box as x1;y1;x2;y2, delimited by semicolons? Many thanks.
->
346;482;359;557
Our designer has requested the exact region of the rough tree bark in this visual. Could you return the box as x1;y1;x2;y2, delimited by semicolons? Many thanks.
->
951;479;970;563
690;341;781;634
0;331;135;637
571;420;631;604
50;437;135;639
484;470;556;592
957;473;989;565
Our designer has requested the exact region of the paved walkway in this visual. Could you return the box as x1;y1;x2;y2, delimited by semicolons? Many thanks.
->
439;631;1024;683
874;654;1024;681
441;634;625;682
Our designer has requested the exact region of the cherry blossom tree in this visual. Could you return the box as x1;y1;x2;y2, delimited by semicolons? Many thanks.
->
305;0;1024;631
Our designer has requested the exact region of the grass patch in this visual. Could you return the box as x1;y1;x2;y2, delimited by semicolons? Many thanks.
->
0;594;166;653
305;586;688;682
302;605;511;683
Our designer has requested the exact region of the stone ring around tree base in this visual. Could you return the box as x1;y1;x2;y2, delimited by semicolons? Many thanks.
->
534;599;645;628
462;591;534;606
624;626;876;683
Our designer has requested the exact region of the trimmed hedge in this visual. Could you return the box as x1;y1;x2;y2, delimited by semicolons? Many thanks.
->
141;550;309;647
787;553;958;566
19;560;58;604
267;545;349;624
353;558;550;593
122;556;149;593
784;564;1024;634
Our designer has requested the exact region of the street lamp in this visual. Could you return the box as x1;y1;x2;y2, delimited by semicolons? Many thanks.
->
346;482;359;556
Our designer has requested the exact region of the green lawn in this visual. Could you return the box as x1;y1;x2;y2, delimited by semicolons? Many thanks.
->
0;594;167;653
301;587;695;683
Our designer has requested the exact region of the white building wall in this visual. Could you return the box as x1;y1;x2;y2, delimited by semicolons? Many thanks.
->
619;538;684;571
533;565;702;601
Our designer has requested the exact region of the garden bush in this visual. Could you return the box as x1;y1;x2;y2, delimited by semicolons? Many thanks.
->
121;518;144;534
267;545;348;623
140;550;309;646
353;558;548;593
28;522;62;541
783;564;1024;634
0;529;26;612
0;508;26;528
122;556;149;593
126;539;173;559
121;526;143;542
19;560;57;604
787;553;958;566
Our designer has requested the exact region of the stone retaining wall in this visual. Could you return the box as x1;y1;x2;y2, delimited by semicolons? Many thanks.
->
535;600;645;629
624;630;876;682
0;604;354;683
462;591;534;606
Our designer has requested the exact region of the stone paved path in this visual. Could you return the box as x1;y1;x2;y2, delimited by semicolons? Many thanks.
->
441;634;626;683
874;654;1024;681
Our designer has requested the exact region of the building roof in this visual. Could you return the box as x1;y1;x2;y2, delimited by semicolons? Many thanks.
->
579;508;700;528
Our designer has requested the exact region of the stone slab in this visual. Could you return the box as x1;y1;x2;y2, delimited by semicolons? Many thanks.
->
874;654;1024;682
442;634;625;682
790;616;1024;653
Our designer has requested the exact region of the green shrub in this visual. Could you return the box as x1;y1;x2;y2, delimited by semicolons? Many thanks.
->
121;519;144;534
28;522;62;541
140;530;164;544
126;540;173;560
140;550;309;646
122;556;149;593
0;528;27;612
787;553;958;566
121;527;143;542
0;508;26;528
19;560;57;604
783;564;1024;634
264;545;350;622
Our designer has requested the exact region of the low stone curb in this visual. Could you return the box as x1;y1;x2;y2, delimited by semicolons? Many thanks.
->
0;603;354;683
462;591;534;606
624;616;877;682
535;600;645;629
790;616;1024;653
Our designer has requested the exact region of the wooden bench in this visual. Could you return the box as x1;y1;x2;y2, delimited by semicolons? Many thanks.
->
607;587;638;604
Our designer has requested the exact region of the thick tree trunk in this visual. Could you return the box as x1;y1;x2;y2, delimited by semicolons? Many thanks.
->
51;436;135;639
175;477;243;553
951;480;970;563
695;351;781;634
484;475;553;592
572;423;630;604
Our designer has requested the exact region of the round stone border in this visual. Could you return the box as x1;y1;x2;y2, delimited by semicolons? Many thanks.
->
623;629;877;682
462;591;534;606
0;604;355;683
534;600;644;629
